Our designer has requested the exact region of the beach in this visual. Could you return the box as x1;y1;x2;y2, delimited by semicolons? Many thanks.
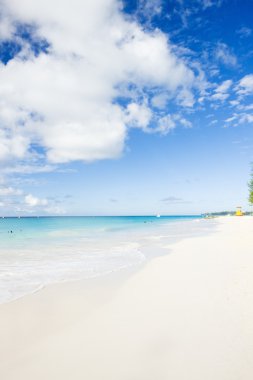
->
0;216;253;380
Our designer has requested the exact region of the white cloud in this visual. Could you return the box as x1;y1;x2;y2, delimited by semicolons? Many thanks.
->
225;115;237;123
229;100;240;107
151;93;168;109
0;164;57;174
215;80;232;93
215;42;237;67
0;186;22;196
211;93;229;101
0;177;60;214
236;74;253;95
153;114;191;135
0;128;29;161
25;194;48;207
179;116;192;128
236;27;252;38
137;0;162;21
211;79;232;102
244;104;253;111
238;114;253;124
126;102;152;130
0;10;14;40
225;112;253;126
209;119;218;126
0;0;196;166
201;0;224;9
157;115;176;135
177;88;195;107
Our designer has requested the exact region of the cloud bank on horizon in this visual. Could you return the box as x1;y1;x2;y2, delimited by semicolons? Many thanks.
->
0;0;253;214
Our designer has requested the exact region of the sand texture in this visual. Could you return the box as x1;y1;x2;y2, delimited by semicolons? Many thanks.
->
0;216;253;380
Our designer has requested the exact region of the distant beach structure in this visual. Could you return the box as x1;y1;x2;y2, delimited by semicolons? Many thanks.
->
235;207;243;216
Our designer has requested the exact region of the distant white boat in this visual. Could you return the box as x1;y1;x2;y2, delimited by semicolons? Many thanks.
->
156;214;160;218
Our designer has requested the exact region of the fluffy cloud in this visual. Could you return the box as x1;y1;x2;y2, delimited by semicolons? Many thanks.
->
136;0;163;21
0;16;13;40
24;194;48;207
237;114;253;124
211;79;232;101
125;102;152;130
0;0;196;166
215;42;237;67
225;112;253;126
0;183;63;214
157;115;176;134
215;80;232;94
154;114;191;135
236;74;253;95
151;93;169;109
244;104;253;111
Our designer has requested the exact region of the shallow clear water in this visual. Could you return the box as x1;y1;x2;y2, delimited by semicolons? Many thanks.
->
0;216;200;247
0;215;216;304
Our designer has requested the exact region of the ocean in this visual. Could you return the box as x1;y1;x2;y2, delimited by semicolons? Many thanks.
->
0;215;215;304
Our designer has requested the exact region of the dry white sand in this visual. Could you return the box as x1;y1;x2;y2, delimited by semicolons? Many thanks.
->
0;216;253;380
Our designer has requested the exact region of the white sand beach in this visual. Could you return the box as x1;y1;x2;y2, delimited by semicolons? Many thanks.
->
0;216;253;380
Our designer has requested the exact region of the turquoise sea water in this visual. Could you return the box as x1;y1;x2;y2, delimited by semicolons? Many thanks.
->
0;215;213;304
0;216;199;247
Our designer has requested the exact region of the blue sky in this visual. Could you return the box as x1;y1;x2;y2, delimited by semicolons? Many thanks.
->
0;0;253;215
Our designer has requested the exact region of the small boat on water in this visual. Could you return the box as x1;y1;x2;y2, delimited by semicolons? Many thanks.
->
156;214;161;218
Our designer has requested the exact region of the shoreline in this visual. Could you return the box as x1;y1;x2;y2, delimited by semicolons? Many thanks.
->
0;216;216;305
1;216;253;379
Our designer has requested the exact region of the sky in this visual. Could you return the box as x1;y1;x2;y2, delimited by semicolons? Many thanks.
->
0;0;253;216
